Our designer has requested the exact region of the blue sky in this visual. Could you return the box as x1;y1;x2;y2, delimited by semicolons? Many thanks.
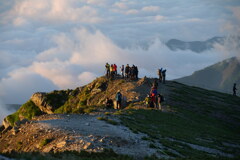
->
0;0;240;106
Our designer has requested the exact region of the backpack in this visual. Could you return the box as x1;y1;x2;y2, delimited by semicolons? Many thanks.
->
160;95;165;102
116;93;122;101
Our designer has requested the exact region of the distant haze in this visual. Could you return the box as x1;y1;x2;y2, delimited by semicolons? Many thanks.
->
0;0;240;107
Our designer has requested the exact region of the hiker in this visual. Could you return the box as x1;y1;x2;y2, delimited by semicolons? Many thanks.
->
130;65;134;80
145;94;151;108
157;94;163;110
158;68;162;82
150;93;156;108
233;83;237;96
120;65;124;78
162;69;166;84
110;64;114;79
135;66;139;80
115;90;122;109
105;97;113;109
125;64;130;79
105;63;110;78
113;64;117;75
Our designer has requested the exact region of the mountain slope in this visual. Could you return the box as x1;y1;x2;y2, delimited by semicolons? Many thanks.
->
176;57;240;94
1;77;240;159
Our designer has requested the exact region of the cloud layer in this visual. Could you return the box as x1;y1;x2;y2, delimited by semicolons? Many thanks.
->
0;0;240;106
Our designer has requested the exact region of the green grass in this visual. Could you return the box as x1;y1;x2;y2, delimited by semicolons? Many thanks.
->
55;105;97;114
6;100;42;126
119;107;240;158
39;138;53;148
6;112;20;126
2;149;133;160
45;90;69;110
97;117;119;125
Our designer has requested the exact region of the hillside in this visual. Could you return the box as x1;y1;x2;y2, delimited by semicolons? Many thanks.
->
0;77;240;160
176;57;240;94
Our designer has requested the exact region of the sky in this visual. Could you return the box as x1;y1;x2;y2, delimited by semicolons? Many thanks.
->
0;0;240;113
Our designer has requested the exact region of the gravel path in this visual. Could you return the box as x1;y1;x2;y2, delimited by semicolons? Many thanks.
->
33;113;165;159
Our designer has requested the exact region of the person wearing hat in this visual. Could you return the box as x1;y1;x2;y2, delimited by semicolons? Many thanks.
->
115;90;122;109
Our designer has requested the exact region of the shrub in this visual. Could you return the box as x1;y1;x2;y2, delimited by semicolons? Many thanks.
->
39;138;53;148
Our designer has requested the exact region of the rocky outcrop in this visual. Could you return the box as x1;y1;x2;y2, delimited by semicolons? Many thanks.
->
2;118;11;129
31;92;54;114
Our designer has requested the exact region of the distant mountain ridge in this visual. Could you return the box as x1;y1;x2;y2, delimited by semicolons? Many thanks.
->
166;37;225;53
124;36;240;53
176;57;240;94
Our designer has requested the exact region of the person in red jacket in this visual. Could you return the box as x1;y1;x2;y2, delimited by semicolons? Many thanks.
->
113;64;117;75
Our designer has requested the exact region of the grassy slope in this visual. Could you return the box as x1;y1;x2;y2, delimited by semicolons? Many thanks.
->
117;81;240;159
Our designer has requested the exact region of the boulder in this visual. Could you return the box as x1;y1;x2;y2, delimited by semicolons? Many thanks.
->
2;118;11;129
31;92;54;114
0;125;4;133
56;141;66;148
11;126;19;135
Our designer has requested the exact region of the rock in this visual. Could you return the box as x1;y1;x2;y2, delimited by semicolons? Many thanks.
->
83;142;92;149
99;137;105;143
91;88;102;95
3;118;11;129
31;92;54;114
12;127;19;135
0;125;4;133
57;141;66;148
85;123;90;126
2;126;12;134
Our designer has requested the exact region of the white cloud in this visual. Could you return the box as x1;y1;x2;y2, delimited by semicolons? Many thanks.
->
231;6;240;21
125;9;138;15
142;6;160;12
113;2;128;9
78;72;96;85
0;68;57;104
0;100;15;124
6;0;103;24
155;15;165;21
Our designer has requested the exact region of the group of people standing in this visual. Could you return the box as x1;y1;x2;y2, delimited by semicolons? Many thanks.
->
157;68;167;83
123;64;139;80
105;63;118;79
145;80;164;110
105;63;139;80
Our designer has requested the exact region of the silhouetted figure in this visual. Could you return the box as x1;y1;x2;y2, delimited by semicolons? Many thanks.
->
162;69;166;84
105;63;110;78
125;64;130;79
120;65;124;78
157;94;164;110
105;97;113;109
233;83;237;96
158;68;163;82
116;90;122;109
135;66;139;80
